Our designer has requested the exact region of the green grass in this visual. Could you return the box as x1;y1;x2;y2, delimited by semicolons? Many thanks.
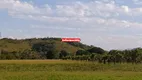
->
0;60;142;80
1;71;142;80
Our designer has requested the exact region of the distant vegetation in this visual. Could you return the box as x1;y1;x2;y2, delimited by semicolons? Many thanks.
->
0;37;142;64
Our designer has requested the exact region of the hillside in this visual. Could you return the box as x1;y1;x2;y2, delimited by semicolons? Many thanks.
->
0;38;90;54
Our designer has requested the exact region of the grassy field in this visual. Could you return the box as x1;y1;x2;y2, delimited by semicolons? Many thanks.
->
0;60;142;80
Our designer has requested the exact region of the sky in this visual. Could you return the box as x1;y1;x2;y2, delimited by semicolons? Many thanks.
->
1;0;142;50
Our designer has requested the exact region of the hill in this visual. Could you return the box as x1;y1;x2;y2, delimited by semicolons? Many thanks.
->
0;37;107;60
0;38;90;54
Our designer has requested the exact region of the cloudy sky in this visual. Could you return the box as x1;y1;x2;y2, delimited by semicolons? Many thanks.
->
1;0;142;50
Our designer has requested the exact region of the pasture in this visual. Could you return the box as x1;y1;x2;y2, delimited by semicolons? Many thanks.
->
0;60;142;80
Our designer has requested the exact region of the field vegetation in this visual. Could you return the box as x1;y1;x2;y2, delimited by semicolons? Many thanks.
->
0;60;142;80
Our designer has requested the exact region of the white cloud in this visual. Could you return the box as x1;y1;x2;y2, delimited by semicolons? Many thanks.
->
1;0;142;21
121;6;129;13
0;0;52;17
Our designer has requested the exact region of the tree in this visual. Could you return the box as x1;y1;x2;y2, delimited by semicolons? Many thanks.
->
0;50;15;60
131;48;142;64
32;42;59;59
95;54;103;63
20;49;41;59
59;50;70;59
32;42;55;52
76;50;90;56
46;50;59;59
90;53;96;61
87;47;105;54
102;53;108;64
108;50;123;64
123;50;132;63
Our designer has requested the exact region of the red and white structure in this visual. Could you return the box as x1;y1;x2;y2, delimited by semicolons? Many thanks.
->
62;38;81;42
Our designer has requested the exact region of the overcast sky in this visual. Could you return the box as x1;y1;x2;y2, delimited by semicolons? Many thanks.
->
1;0;142;50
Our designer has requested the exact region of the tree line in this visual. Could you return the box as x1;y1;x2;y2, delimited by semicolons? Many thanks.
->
72;49;142;64
63;47;142;64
